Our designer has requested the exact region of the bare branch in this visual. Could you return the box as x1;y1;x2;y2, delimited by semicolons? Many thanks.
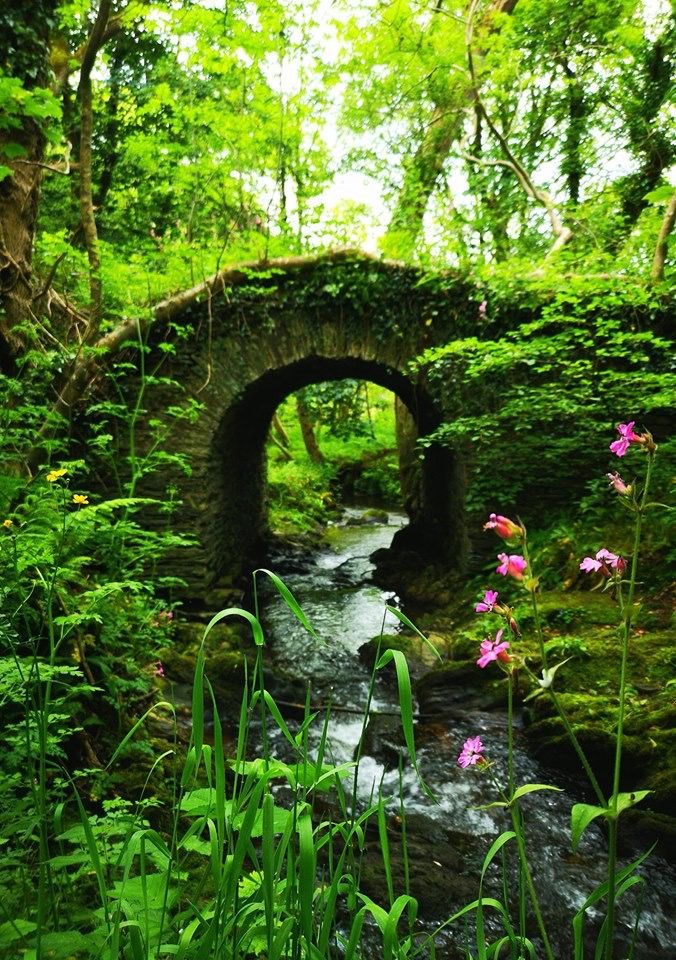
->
465;0;573;256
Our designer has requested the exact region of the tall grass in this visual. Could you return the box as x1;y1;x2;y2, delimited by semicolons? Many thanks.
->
1;429;663;960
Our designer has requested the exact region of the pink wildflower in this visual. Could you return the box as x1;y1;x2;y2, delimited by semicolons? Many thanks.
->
579;548;626;577
477;629;511;669
458;735;486;768
478;300;487;318
607;472;630;495
484;513;521;540
496;553;527;580
475;590;499;613
609;422;642;457
155;661;165;678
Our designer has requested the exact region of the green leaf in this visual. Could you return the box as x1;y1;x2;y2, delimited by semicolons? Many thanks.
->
643;185;674;204
511;783;564;803
2;142;27;160
571;802;606;851
0;919;36;946
614;790;650;815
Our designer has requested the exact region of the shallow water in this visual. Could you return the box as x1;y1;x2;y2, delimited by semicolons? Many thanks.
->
256;508;676;959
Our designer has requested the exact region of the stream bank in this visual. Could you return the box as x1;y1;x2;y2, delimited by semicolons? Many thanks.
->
250;506;676;958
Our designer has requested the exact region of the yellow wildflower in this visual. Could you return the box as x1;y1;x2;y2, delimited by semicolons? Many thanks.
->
72;494;89;505
2;519;12;529
46;468;68;483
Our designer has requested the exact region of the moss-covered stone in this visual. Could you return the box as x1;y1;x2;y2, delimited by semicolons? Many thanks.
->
399;581;676;841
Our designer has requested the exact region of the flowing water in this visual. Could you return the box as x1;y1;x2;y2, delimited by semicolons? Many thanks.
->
256;507;676;959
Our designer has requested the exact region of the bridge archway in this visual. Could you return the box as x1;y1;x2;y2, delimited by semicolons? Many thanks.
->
210;356;460;583
141;252;473;595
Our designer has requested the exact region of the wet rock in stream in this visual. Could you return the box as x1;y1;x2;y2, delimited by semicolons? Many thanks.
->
358;814;481;919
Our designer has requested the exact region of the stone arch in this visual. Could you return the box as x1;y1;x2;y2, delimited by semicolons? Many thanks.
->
139;252;473;596
208;355;461;586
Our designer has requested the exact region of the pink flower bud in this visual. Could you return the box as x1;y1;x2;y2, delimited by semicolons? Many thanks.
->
606;472;630;495
484;514;521;539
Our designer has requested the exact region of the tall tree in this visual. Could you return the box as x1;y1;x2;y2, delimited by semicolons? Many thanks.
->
0;0;59;357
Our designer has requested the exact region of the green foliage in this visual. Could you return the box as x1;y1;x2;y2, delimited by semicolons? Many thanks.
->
415;271;674;552
267;382;400;536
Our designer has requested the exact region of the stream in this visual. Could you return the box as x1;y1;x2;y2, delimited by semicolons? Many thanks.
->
256;507;676;959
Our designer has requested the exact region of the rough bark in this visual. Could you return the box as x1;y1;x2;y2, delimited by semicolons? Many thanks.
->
383;0;519;257
0;1;58;357
650;189;676;283
561;62;586;205
0;123;44;355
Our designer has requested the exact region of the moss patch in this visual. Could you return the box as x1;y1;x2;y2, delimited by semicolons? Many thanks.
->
407;584;676;839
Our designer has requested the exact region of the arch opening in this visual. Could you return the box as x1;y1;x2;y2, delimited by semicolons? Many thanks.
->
205;356;466;586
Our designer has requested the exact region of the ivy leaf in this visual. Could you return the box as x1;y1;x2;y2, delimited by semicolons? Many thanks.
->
2;142;27;159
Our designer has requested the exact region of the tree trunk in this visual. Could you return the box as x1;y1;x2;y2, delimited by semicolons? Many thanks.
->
296;394;323;464
562;62;586;205
651;190;676;283
78;0;113;337
0;1;58;359
0;123;44;357
272;412;290;448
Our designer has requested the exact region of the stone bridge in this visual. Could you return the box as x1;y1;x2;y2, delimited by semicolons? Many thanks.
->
140;250;478;598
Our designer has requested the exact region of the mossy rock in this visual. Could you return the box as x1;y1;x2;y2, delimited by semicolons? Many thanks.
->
358;632;445;675
158;619;249;706
349;507;389;525
415;659;509;715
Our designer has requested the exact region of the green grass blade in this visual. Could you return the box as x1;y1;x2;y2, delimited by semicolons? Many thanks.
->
254;568;319;640
262;791;276;955
298;811;316;946
385;604;442;661
377;795;394;907
376;648;435;800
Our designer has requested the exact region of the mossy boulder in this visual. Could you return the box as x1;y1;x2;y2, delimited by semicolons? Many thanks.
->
158;619;250;707
349;507;390;525
358;631;447;676
416;659;510;715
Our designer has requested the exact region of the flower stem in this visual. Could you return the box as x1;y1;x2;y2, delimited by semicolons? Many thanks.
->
604;451;654;960
546;688;606;808
510;801;554;960
520;533;548;669
507;674;527;943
